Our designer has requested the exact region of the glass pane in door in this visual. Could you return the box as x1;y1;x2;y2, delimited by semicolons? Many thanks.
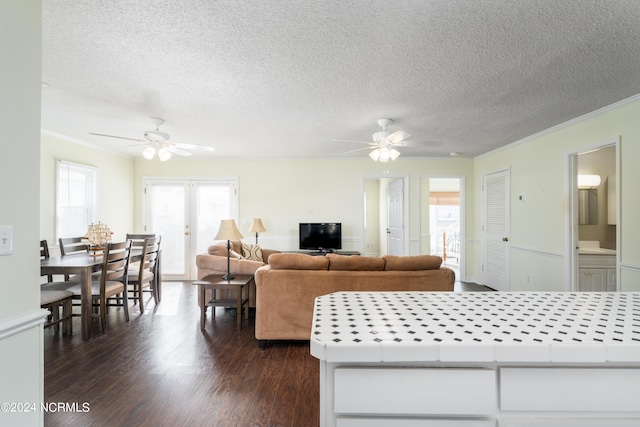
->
148;182;187;276
191;182;235;278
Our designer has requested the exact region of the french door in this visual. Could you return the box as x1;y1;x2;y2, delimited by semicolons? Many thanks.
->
143;179;238;280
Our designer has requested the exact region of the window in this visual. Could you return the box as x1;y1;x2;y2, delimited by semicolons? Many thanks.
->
56;160;97;240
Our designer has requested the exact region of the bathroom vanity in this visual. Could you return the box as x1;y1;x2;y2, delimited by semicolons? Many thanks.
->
578;241;616;291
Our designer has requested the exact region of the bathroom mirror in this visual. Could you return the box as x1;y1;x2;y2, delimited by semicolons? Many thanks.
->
578;188;598;225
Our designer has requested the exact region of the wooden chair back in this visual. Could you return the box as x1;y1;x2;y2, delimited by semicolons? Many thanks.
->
59;236;89;255
126;233;157;249
100;240;132;288
40;239;53;282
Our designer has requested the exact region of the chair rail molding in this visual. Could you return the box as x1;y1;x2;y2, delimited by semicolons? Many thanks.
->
0;309;48;341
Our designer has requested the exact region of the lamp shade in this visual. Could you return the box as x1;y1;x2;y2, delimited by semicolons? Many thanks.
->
248;218;267;233
215;219;244;240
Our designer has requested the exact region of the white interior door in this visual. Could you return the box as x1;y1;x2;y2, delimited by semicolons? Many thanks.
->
482;170;510;291
387;178;405;256
144;179;237;280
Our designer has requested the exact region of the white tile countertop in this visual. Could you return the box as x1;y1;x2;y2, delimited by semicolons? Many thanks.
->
310;291;640;364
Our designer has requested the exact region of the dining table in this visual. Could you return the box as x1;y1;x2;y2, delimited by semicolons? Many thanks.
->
40;249;152;340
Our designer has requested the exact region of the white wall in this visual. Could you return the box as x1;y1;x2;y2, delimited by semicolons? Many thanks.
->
0;1;44;426
133;156;475;273
40;133;135;250
473;95;640;291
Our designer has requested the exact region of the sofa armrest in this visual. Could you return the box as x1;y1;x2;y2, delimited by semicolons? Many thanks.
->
196;253;265;276
261;248;280;263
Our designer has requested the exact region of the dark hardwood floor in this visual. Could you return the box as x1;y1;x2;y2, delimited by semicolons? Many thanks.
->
44;280;492;426
44;282;319;427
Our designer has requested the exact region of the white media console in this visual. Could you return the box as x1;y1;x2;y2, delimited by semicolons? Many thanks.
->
310;291;640;427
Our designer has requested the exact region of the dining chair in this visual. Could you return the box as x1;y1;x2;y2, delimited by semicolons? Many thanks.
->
126;233;162;302
65;240;132;333
40;240;77;291
41;289;73;335
40;240;74;335
128;236;161;313
58;236;92;281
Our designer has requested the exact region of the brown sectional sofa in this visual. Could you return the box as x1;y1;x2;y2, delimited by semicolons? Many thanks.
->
254;252;455;344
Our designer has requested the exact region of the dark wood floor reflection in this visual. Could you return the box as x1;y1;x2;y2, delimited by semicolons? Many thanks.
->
44;280;491;426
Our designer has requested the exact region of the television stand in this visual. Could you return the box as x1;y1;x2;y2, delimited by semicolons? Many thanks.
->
286;250;360;256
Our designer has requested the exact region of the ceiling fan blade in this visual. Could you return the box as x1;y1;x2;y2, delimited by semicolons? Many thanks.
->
333;139;374;145
387;130;411;145
343;147;374;155
89;133;144;143
174;142;215;152
167;146;192;156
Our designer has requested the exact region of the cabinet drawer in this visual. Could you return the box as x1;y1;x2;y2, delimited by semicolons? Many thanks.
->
338;418;494;427
335;368;496;415
499;420;640;427
500;368;640;412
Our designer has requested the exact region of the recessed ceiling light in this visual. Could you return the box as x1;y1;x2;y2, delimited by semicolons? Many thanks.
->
450;151;461;157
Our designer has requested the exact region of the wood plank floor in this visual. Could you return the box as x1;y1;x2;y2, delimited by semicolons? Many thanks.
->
44;282;319;427
44;280;491;426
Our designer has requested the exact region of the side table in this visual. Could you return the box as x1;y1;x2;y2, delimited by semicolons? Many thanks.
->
193;274;253;330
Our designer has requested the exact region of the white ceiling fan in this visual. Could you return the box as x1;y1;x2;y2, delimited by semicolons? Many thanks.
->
338;118;411;162
90;118;215;161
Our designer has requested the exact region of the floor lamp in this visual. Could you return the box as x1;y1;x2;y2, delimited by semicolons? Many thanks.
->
248;218;266;245
215;219;244;280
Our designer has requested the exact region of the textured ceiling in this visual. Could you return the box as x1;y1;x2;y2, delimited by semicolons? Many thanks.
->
41;1;640;160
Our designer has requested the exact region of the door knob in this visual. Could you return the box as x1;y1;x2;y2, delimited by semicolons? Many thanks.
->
185;232;190;236
502;237;509;242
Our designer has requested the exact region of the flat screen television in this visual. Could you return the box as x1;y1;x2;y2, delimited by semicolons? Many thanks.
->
299;223;342;252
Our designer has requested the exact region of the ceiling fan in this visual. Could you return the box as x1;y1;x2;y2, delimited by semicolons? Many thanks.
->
90;118;215;161
338;118;411;162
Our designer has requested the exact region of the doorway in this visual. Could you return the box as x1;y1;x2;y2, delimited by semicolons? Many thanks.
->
143;178;238;280
419;176;465;281
363;176;408;256
567;139;619;291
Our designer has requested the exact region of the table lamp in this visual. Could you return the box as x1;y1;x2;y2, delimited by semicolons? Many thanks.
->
248;218;267;245
215;219;244;280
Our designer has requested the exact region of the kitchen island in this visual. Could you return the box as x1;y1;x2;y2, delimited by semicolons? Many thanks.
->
310;291;640;427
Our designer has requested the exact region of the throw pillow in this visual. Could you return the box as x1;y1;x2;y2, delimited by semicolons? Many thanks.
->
241;242;263;262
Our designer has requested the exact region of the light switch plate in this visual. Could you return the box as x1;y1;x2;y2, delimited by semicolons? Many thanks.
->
0;225;13;255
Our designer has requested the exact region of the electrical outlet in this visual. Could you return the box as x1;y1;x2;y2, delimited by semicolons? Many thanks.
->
0;225;13;256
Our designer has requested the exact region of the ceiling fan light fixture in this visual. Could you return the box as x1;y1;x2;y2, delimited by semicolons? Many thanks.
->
378;147;391;162
142;146;156;160
389;148;400;161
158;147;172;161
369;148;381;161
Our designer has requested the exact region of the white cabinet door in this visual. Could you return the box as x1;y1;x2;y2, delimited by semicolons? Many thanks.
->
578;268;607;291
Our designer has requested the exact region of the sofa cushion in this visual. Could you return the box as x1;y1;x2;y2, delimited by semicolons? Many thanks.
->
208;239;244;257
268;253;329;270
242;242;263;261
327;253;385;271
383;254;443;271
